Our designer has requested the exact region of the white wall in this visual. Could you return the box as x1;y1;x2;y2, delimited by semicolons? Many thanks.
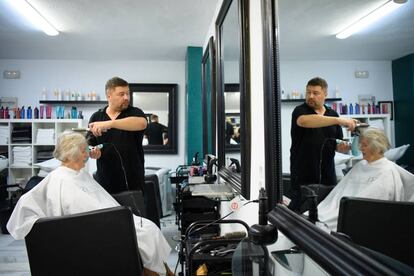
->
280;60;393;103
0;59;186;171
280;60;395;173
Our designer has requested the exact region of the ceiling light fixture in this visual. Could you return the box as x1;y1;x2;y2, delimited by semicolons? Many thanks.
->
336;0;406;39
8;0;59;36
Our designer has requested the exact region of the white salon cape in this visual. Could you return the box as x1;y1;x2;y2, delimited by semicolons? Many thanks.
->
317;157;408;232
7;166;171;275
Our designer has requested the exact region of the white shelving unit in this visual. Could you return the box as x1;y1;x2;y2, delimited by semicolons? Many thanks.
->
0;119;82;184
340;114;391;142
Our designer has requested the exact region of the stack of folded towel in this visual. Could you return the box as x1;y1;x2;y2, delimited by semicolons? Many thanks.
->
12;146;32;166
36;128;55;144
0;126;9;144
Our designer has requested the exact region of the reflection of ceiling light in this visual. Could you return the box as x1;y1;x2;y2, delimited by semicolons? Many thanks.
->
336;0;406;39
8;0;59;36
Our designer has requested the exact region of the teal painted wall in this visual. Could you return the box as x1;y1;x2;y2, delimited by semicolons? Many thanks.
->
186;47;203;164
392;53;414;167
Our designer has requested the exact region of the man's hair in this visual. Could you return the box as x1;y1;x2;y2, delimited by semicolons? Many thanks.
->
150;114;159;121
105;77;129;96
360;127;390;155
307;77;328;92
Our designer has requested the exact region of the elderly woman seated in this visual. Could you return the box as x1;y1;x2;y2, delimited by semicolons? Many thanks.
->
317;127;414;231
7;131;172;276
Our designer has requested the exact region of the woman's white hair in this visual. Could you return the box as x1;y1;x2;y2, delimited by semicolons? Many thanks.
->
360;127;390;155
53;131;87;162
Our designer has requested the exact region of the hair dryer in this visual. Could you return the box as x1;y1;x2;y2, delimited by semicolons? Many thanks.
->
204;157;217;183
351;123;369;156
229;158;241;173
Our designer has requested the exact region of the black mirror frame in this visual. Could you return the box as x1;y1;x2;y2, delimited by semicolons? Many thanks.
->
216;0;251;199
129;83;178;154
261;0;283;207
202;36;216;157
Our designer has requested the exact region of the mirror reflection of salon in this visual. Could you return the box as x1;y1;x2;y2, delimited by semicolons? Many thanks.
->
132;92;169;146
224;84;240;146
144;114;168;146
225;113;240;144
224;86;241;169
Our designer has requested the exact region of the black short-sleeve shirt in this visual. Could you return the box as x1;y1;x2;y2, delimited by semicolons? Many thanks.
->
88;105;146;193
144;122;167;145
290;103;343;188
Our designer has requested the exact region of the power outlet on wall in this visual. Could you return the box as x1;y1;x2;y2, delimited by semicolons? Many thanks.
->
3;70;21;79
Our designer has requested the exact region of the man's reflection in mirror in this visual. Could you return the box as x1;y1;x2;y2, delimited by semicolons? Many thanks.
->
226;117;234;144
232;127;240;144
144;114;168;145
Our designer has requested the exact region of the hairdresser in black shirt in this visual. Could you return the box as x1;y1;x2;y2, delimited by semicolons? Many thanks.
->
87;77;147;194
289;77;357;211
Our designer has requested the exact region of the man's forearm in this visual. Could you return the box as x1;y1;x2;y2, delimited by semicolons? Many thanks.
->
297;115;339;128
110;117;147;131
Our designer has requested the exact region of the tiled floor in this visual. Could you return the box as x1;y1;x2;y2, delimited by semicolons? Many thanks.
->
0;214;181;275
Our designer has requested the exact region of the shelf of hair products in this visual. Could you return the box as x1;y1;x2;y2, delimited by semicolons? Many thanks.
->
0;105;83;120
330;101;390;115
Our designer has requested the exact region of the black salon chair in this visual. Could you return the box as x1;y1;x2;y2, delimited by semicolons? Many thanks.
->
300;184;334;213
111;190;147;218
337;196;414;267
25;206;143;276
0;175;44;234
144;174;163;218
110;176;161;228
143;175;162;228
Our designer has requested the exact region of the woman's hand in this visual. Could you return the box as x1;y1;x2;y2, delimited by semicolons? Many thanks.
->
89;147;101;159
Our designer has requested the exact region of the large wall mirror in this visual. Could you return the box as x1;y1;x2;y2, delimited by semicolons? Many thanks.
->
216;0;250;198
130;83;178;154
263;0;414;206
202;37;216;157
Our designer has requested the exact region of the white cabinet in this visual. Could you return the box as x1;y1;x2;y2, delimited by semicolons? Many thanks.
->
0;119;82;184
341;114;391;142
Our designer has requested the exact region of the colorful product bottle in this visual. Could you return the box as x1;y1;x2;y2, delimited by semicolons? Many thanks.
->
27;106;32;119
40;105;44;119
20;106;25;119
34;107;39;119
71;106;77;119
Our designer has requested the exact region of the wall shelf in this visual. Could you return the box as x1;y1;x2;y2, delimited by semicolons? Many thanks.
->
39;100;107;104
281;98;342;103
0;119;82;184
